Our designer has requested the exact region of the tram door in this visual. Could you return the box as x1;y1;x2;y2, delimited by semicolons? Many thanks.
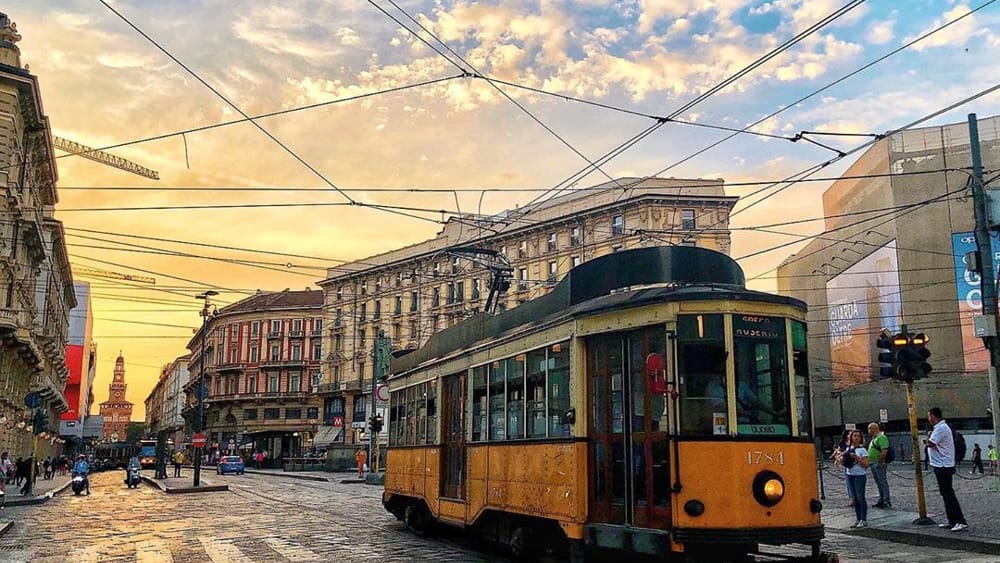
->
588;326;671;529
440;373;467;499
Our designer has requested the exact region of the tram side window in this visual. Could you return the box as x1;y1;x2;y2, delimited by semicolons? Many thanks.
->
395;390;407;445
526;349;547;438
548;343;570;437
389;391;400;446
793;321;812;437
426;379;438;443
677;314;727;436
489;361;506;440
406;385;417;444
507;355;526;440
416;382;428;444
472;366;488;442
734;315;791;436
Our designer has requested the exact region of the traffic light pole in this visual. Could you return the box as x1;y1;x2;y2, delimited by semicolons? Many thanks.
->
370;330;391;475
968;114;1000;471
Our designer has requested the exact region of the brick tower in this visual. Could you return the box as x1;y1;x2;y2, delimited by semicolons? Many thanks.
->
99;353;133;442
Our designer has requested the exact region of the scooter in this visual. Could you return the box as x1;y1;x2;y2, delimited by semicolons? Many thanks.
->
125;467;141;489
71;474;88;496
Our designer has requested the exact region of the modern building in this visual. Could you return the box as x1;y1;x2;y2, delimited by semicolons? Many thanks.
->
776;114;1000;453
315;176;737;461
144;354;189;446
183;289;324;464
59;281;95;445
0;12;75;459
99;354;134;442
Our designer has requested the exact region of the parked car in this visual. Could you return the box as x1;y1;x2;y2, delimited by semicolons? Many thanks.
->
216;456;245;475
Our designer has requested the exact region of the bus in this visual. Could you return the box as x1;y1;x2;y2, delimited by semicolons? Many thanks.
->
138;439;157;469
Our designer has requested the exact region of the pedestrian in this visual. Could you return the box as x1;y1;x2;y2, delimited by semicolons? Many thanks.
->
843;430;870;528
42;456;51;480
255;450;264;470
0;452;12;490
172;450;184;477
831;429;854;508
20;455;35;496
989;445;998;476
867;422;892;508
355;448;367;479
970;444;984;475
924;407;968;532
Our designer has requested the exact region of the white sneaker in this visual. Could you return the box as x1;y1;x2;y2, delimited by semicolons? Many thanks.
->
856;521;867;528
938;523;952;528
951;523;969;532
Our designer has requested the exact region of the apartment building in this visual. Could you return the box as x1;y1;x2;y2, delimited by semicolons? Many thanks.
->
145;354;189;447
316;176;737;455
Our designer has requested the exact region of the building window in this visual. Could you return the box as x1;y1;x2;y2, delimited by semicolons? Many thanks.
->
335;334;343;351
612;214;624;235
244;408;258;420
432;262;441;277
359;329;367;351
229;344;238;363
500;245;508;257
249;346;258;363
447;283;456;304
571;255;581;268
682;209;696;230
264;408;280;420
455;281;464;302
307;406;319;420
451;257;460;274
360;280;368;295
394;295;402;315
312;342;322;360
518;267;528;291
375;277;382;293
291;344;302;361
570;226;580;246
270;320;281;334
680;240;696;247
352;395;367;422
432;287;440;308
292;319;303;333
250;321;260;337
518;240;528;258
289;373;301;393
410;291;419;312
547;261;557;283
359;303;367;321
374;300;381;319
547;232;557;252
393;323;402;341
336;286;343;301
269;344;280;362
471;279;481;300
313;318;323;333
395;271;403;287
268;374;279;392
246;375;257;394
409;320;418;339
286;408;302;420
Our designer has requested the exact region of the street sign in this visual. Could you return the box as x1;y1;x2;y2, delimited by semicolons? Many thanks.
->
192;433;207;448
376;383;390;405
879;409;888;424
332;415;344;428
228;438;235;446
844;423;856;431
24;392;42;409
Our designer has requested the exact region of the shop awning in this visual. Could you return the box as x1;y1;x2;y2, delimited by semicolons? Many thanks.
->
312;425;343;447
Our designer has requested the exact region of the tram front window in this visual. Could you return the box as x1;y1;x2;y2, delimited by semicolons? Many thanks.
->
733;315;791;436
677;314;727;436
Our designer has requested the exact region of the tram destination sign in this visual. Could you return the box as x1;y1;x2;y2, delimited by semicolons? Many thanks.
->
733;315;784;340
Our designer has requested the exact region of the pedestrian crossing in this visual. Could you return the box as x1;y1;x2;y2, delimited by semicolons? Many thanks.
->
2;534;327;563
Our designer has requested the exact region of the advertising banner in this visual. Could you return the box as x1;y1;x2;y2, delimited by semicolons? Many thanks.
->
826;241;903;390
951;231;1000;372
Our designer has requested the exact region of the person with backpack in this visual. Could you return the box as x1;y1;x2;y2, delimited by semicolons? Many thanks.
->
867;422;892;508
924;407;968;532
970;444;984;475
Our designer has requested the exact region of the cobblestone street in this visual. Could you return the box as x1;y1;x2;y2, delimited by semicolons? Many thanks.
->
1;470;998;562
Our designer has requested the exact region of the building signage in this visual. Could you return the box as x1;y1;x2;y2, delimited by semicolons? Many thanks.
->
332;416;344;428
351;421;366;430
951;231;1000;372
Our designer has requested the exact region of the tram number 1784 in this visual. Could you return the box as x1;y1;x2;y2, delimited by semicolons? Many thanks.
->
747;450;785;465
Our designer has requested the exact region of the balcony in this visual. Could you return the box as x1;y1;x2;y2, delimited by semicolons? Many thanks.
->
267;331;282;339
310;328;323;337
289;330;304;338
216;362;246;372
259;358;306;369
206;391;313;404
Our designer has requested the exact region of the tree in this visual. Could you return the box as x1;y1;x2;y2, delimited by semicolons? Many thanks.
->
126;422;146;444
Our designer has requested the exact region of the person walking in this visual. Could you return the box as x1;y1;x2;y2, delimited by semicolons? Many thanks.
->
831;429;854;508
989;445;998;476
924;407;968;532
355;448;367;479
970;444;984;475
172;450;185;477
868;422;892;508
844;430;870;528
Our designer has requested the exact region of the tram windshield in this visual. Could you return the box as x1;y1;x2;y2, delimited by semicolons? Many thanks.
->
733;315;792;436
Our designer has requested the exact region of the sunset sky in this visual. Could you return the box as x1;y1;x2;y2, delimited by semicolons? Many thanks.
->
9;1;1000;418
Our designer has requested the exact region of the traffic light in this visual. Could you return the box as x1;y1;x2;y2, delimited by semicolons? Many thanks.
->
31;409;48;435
894;332;932;382
370;414;384;433
875;330;899;380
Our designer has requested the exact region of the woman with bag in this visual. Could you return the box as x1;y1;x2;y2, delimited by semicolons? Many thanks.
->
831;429;854;507
844;430;871;528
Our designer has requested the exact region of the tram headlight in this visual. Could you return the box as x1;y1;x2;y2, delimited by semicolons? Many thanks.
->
752;471;785;507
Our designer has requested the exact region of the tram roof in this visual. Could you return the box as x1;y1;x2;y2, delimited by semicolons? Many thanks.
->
391;246;806;375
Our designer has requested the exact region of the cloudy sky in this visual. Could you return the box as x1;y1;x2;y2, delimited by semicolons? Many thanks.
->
8;0;1000;417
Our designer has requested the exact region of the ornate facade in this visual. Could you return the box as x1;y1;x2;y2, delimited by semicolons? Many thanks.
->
183;290;323;463
99;354;133;442
144;354;189;446
0;12;74;458
316;176;737;455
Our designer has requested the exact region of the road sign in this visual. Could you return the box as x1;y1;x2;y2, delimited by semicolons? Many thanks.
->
228;438;235;446
24;392;42;409
879;408;888;424
192;433;207;448
375;383;390;405
332;416;344;428
844;423;856;431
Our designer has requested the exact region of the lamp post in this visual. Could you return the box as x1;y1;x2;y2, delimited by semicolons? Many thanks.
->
193;290;218;487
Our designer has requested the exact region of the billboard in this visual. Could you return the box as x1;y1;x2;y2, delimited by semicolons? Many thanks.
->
951;232;1000;372
826;241;903;390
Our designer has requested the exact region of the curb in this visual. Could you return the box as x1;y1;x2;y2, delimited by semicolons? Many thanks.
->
2;480;73;507
847;526;1000;555
141;476;229;495
242;470;330;482
0;520;14;539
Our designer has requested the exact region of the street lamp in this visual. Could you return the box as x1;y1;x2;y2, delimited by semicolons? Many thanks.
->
193;289;219;488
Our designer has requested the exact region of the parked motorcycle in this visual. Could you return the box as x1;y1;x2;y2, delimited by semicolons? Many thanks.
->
71;475;87;496
125;467;141;489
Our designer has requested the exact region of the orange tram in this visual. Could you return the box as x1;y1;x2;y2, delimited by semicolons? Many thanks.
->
383;246;824;561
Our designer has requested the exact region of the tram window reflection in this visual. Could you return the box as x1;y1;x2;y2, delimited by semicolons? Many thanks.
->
548;344;570;437
506;356;526;439
677;314;727;436
526;349;547;438
733;315;791;436
471;366;488;442
489;361;506;440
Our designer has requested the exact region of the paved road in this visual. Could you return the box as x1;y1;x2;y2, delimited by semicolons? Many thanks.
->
0;469;997;562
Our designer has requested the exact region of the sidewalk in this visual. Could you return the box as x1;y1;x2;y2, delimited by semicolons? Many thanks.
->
820;461;1000;554
2;474;72;507
142;468;228;494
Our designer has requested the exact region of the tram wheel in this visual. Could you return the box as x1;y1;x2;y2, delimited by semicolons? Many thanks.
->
405;501;431;536
510;526;536;560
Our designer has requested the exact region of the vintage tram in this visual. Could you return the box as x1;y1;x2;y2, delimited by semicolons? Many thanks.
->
382;246;823;561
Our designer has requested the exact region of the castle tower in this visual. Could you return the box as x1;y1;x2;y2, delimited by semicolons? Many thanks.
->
99;353;134;442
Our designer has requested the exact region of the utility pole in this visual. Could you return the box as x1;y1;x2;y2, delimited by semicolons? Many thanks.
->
193;290;218;487
370;330;391;475
968;113;1000;468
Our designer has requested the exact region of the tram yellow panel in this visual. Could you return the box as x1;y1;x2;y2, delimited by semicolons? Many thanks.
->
672;441;820;530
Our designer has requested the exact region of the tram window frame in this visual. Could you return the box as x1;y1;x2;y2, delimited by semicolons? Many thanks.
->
416;382;428;444
389;391;399;446
792;320;812;437
677;314;727;436
488;361;506;440
405;385;418;445
733;315;792;436
426;379;438;443
506;355;526;440
547;343;571;437
526;349;547;438
471;366;489;442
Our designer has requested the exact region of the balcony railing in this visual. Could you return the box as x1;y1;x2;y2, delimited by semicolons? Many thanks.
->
258;358;306;369
310;328;323;336
206;391;312;403
267;331;282;339
289;330;304;338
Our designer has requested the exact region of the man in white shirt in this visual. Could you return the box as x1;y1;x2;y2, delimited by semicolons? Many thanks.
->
924;407;968;532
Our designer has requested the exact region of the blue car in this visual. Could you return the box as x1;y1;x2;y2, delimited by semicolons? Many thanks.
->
216;456;245;475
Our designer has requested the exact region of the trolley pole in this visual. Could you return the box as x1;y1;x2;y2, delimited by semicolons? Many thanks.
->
968;114;1000;475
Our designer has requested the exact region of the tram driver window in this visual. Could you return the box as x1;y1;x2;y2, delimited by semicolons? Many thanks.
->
792;321;812;437
677;314;727;436
734;315;792;436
